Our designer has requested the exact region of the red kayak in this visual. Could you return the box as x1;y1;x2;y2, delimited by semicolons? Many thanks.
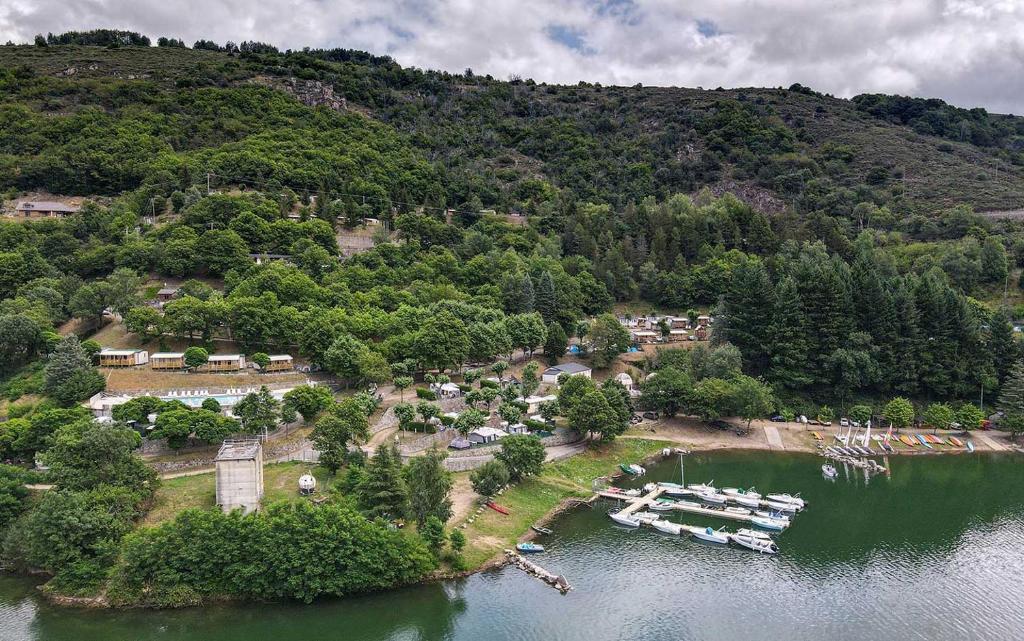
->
486;501;510;515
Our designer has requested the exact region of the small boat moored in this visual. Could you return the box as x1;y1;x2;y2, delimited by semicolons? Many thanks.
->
731;531;780;554
751;515;788;531
609;510;641;528
651;520;684;535
692;526;730;544
699;491;729;505
822;463;838;478
516;542;545;553
531;525;553;535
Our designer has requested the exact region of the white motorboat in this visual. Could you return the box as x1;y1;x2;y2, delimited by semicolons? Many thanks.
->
735;528;773;542
754;510;790;523
766;493;805;510
723;506;752;516
651;520;683;535
650;500;677;512
732;495;761;508
731;531;780;554
722;487;762;500
609;511;641;528
765;500;799;514
629;464;647;476
687;481;716;493
632;512;662;523
692;526;730;544
676;500;702;509
822;464;838;478
751;515;788;532
699;491;728;505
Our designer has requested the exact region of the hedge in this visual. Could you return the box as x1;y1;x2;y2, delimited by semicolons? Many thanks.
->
415;388;437;401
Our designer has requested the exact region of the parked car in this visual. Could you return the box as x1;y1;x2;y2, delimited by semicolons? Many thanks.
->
630;414;644;424
807;419;821;426
820;420;832;426
770;415;785;422
840;418;850;427
642;411;660;420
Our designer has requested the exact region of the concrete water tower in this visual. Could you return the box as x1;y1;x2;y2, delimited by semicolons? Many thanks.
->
214;439;264;515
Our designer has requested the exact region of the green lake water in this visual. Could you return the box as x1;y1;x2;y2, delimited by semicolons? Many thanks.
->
3;451;1024;641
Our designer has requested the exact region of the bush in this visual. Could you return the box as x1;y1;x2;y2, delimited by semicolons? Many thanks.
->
524;419;548;431
457;383;471;393
470;460;510;497
415;388;437;401
479;379;499;390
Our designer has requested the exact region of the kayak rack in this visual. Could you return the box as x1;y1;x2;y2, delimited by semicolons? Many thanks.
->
505;550;571;594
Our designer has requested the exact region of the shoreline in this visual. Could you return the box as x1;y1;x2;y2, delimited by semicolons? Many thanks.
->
23;430;1019;610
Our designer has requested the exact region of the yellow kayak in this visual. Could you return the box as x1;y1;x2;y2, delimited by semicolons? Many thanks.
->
900;435;917;447
949;436;964;448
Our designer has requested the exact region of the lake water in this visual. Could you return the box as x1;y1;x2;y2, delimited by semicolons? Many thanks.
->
3;450;1024;641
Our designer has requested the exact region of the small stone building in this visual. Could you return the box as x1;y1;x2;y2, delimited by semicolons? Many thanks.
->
215;439;264;515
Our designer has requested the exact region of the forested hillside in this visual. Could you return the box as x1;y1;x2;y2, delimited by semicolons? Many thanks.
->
3;29;1024;605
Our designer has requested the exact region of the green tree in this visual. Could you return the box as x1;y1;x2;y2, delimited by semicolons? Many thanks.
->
639;366;692;417
420;515;447;556
495;434;545;480
357;444;409;520
922;402;955;434
414;310;470;372
282;384;334;423
817;405;835;424
124;306;163;342
568;388;617;441
470;460;510;497
394;402;416;431
251;352;271;371
416;401;441;428
883;397;915;432
731;375;775;430
588;313;631;368
311;400;369;474
955;403;985;431
690;378;735;422
183;346;208;371
848;405;873;426
543;322;568;365
534;271;558;325
234;386;281;437
998;361;1024;439
393;376;413;402
521;361;540;397
454;408;486;436
404;449;453;527
498;402;523;426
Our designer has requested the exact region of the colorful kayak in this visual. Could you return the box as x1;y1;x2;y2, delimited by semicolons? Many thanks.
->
916;434;933;449
486;501;510;515
967;441;975;453
811;431;823;440
899;435;917;447
948;437;964;448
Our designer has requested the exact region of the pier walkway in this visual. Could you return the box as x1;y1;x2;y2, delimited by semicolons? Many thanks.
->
597;486;772;524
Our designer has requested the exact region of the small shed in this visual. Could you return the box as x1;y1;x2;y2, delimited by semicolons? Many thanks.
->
438;382;462;398
156;287;179;302
98;348;149;367
541;362;593;384
504;422;530;435
151;352;186;370
202;354;246;372
215;439;264;515
264;354;293;372
469;426;507;445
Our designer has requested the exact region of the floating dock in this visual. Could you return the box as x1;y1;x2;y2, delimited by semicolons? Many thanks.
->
597;485;795;523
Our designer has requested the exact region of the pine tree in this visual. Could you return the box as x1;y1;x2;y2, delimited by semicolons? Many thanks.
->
534;271;557;326
357;444;409;521
44;335;92;394
766;276;814;391
718;260;773;374
891;279;922;396
990;308;1018;385
405;449;453;527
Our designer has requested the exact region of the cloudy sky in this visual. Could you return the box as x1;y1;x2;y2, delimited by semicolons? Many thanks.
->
2;0;1024;113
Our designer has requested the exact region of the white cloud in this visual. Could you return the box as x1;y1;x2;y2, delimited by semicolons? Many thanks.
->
2;0;1024;112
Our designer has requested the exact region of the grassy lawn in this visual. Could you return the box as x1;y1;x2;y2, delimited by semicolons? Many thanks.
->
459;438;669;568
144;461;343;526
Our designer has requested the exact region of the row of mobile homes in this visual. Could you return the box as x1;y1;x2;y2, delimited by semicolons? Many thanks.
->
98;348;149;367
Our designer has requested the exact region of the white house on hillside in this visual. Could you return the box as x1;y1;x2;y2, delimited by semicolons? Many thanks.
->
541;362;592;384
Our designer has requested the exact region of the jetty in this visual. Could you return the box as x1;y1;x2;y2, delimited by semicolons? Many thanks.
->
505;550;571;593
597;485;792;523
